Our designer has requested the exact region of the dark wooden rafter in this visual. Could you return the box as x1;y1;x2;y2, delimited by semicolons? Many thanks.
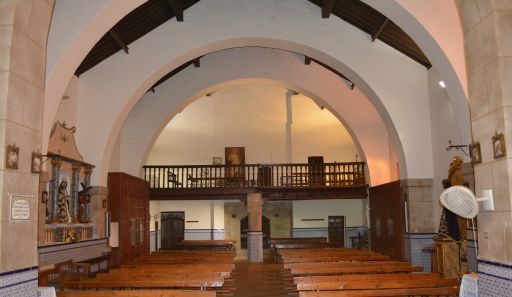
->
193;57;200;67
305;56;355;90
308;0;431;68
371;17;389;42
75;0;201;75
108;29;129;53
148;55;203;92
76;0;430;76
167;0;184;22
322;0;337;18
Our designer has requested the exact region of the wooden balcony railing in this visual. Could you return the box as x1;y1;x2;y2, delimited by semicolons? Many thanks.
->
143;162;366;189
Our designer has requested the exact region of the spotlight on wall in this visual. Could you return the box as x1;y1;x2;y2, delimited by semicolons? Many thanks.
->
438;81;446;88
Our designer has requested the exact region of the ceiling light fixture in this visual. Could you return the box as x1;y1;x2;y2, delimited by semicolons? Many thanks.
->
439;81;446;88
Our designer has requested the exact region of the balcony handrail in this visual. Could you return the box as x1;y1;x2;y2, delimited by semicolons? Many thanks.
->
143;162;365;168
143;162;366;189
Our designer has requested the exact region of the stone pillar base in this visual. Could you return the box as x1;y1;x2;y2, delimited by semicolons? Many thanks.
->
247;231;263;262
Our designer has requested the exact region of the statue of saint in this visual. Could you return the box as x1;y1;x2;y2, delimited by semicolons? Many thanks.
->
448;156;464;186
78;183;92;223
57;178;70;223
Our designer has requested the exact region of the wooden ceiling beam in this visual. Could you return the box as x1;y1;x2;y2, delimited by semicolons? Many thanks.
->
304;56;355;90
193;57;200;67
371;17;389;42
108;29;129;54
322;0;337;18
168;0;184;22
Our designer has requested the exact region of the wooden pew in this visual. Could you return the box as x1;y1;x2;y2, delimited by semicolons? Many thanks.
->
298;287;460;296
120;263;235;272
134;252;236;265
61;276;224;290
290;264;424;276
296;278;459;291
294;273;442;284
95;269;230;280
57;290;216;297
282;254;390;265
177;240;236;250
285;261;413;270
276;248;380;263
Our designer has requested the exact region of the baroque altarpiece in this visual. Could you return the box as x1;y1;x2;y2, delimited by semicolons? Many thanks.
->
38;122;96;245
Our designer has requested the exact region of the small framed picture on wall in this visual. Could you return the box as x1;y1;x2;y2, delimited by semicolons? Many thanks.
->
31;152;42;173
470;142;482;164
492;132;506;159
213;157;222;165
6;144;19;170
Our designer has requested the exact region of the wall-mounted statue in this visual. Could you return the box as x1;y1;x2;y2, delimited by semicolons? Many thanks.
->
78;182;92;223
57;178;70;223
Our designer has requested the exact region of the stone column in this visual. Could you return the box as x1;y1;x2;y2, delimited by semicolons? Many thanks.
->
247;193;263;262
70;164;81;222
457;1;512;295
0;1;55;295
83;166;93;223
400;178;435;272
49;158;62;223
90;186;108;238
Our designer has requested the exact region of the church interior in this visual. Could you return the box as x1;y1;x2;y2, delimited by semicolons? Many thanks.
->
0;0;510;296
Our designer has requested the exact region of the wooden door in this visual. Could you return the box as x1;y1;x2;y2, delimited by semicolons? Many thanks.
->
108;172;150;266
369;181;404;260
308;156;325;186
160;211;185;249
328;216;345;247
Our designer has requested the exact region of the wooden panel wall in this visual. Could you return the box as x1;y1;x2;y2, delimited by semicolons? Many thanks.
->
369;180;404;260
108;172;150;266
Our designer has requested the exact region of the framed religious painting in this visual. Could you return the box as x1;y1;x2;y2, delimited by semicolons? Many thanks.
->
225;147;245;181
470;142;482;165
6;144;19;170
492;133;506;159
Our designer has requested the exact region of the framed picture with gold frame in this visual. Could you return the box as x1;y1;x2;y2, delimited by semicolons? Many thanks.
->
492;133;506;159
6;144;19;170
470;142;482;164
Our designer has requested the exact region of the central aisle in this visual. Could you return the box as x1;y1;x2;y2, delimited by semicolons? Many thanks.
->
231;261;292;297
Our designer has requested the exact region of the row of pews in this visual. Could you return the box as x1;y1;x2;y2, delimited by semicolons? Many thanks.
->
57;241;237;297
272;238;460;297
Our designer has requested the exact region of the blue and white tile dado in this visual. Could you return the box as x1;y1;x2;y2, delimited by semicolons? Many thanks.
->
478;259;512;297
0;266;38;297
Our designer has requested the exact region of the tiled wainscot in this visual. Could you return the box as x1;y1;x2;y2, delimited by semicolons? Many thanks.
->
0;266;38;297
404;233;435;272
478;259;512;297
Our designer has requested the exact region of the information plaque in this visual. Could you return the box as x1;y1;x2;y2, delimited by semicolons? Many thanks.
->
10;194;31;220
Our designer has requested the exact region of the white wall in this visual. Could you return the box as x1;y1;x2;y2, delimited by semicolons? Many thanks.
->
55;75;79;127
427;68;469;224
293;199;367;228
147;84;358;165
151;200;225;231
